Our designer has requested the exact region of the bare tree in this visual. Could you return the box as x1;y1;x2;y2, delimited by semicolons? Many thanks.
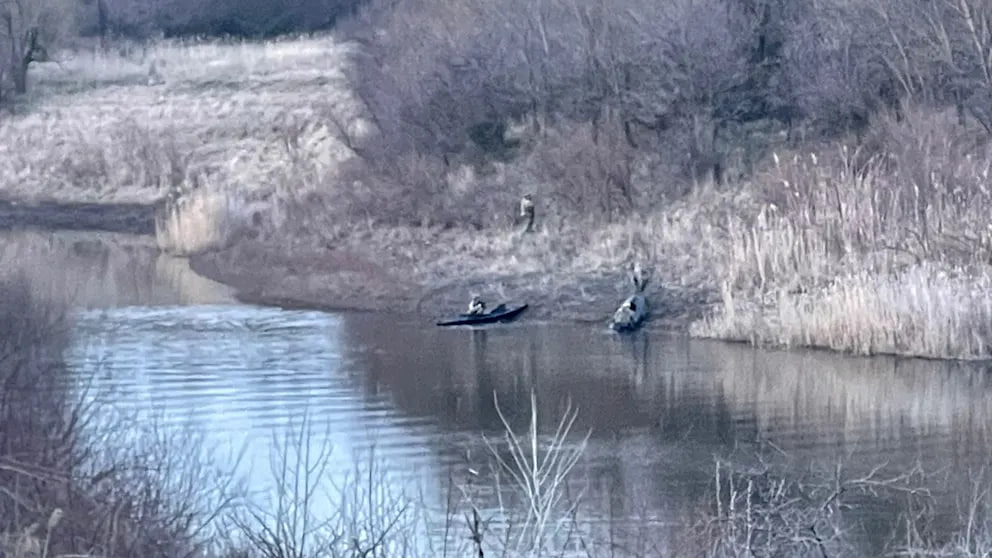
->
0;0;78;96
333;0;992;225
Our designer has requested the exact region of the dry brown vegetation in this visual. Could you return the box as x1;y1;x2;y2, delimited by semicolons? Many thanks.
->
0;274;239;557
690;109;992;359
5;0;992;359
1;37;356;204
678;450;992;557
319;0;992;359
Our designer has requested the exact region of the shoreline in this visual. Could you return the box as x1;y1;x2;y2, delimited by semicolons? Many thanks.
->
0;198;712;329
8;200;991;362
187;237;715;331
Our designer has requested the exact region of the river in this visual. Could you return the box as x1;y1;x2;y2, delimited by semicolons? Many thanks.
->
5;228;992;556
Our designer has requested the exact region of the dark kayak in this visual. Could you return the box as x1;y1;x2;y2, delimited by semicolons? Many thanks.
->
436;303;529;327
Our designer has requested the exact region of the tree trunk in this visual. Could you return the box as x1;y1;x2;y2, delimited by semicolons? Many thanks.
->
97;0;109;39
15;28;40;95
13;59;28;94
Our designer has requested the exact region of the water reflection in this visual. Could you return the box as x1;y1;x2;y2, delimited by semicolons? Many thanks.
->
342;312;992;461
0;229;235;307
335;313;992;553
5;230;991;554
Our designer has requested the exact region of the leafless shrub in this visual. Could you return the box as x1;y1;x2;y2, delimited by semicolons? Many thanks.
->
895;465;992;557
334;150;453;227
329;0;992;230
680;450;934;558
526;119;637;222
677;447;992;558
224;408;427;558
335;0;790;222
478;392;590;555
225;391;592;557
0;274;239;558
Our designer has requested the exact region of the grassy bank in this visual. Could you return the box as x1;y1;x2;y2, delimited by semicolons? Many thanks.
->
0;36;357;206
5;33;992;359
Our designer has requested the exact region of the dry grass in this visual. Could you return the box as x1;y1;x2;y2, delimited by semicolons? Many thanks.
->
388;110;992;359
686;109;992;359
155;188;249;256
0;36;360;205
693;265;992;359
1;35;365;259
8;33;992;359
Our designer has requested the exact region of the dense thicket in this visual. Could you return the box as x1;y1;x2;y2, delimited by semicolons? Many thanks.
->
4;0;992;224
329;0;992;223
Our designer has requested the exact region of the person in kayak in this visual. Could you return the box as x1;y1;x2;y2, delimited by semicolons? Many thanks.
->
467;295;486;316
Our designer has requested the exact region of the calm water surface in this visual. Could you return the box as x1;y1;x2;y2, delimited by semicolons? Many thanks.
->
6;229;992;556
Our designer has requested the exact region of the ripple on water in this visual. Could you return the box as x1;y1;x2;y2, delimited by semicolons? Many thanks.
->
66;305;444;488
59;301;992;556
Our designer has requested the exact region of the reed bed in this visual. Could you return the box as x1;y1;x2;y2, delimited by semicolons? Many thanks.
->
688;109;992;358
155;187;249;256
693;265;992;359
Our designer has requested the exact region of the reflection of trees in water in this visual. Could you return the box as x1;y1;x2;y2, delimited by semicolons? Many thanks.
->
339;315;992;465
339;318;743;445
692;341;992;462
154;252;236;305
337;319;670;434
0;230;233;308
334;315;992;555
0;230;152;306
336;318;728;547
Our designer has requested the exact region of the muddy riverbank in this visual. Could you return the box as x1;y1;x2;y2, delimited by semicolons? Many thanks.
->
189;238;714;329
0;199;713;328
